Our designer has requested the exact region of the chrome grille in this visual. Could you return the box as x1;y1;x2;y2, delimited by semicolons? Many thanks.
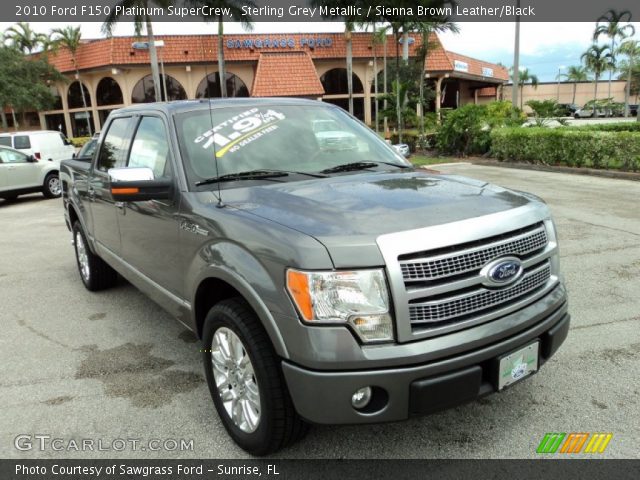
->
409;261;551;324
400;224;547;282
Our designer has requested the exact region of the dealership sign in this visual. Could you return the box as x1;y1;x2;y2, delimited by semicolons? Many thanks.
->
227;37;333;49
454;60;469;72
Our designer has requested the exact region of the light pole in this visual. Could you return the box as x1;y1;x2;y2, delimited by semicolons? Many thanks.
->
511;0;521;109
556;65;565;102
132;40;166;101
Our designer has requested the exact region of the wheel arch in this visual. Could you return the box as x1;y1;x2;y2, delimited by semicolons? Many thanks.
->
193;270;289;359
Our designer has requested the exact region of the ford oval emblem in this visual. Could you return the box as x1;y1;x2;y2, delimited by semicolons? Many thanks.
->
480;256;524;287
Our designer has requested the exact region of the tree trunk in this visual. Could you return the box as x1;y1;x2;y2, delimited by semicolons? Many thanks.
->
11;108;18;131
145;17;162;102
383;37;388;136
76;67;93;136
593;74;598;116
395;30;402;143
0;110;8;131
607;38;614;109
572;82;577;105
218;19;227;98
419;29;429;137
520;85;523;110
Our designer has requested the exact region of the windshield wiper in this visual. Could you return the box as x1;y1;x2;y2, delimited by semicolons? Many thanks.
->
320;161;410;174
196;170;288;187
195;169;327;187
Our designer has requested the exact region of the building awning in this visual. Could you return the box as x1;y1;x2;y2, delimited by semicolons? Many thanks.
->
251;52;324;97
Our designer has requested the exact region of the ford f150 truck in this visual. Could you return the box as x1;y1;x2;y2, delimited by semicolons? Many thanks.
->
61;99;569;455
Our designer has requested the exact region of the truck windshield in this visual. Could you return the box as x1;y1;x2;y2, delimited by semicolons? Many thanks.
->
175;104;408;186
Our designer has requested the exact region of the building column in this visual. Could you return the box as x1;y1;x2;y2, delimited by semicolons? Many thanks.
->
474;89;478;105
60;80;73;138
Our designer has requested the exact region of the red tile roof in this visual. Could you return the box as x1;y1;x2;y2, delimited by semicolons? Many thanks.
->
41;32;508;83
441;51;510;81
252;52;324;97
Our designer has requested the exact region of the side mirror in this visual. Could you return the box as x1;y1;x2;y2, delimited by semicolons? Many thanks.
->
108;167;171;202
27;155;37;163
72;152;76;158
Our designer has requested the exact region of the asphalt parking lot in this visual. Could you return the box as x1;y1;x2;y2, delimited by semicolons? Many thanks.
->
1;164;638;459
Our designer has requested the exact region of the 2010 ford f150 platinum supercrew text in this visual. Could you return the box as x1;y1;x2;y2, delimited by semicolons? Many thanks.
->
61;99;569;455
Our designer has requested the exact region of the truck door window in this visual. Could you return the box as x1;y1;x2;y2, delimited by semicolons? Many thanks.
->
127;116;171;178
96;117;132;172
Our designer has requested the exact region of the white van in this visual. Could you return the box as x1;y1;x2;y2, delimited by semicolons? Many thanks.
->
0;130;76;162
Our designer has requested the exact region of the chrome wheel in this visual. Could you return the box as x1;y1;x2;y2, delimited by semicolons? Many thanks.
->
211;327;261;433
75;231;90;282
48;176;61;196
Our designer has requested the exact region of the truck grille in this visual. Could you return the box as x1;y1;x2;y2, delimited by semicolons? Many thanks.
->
400;223;547;283
409;261;551;324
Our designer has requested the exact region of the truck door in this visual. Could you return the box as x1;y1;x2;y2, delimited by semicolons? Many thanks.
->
116;115;183;298
88;116;133;256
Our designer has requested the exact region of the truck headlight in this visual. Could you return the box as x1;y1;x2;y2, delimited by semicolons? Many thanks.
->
286;269;394;343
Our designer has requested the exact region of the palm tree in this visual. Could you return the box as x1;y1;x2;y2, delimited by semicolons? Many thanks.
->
413;21;459;136
561;65;589;105
593;9;635;108
190;1;255;98
581;44;614;116
5;22;47;54
103;0;173;103
51;26;92;136
618;40;640;117
511;68;538;110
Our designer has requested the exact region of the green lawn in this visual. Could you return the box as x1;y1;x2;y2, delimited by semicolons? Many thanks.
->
410;155;454;167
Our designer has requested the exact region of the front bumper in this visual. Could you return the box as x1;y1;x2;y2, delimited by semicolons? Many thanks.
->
282;301;569;424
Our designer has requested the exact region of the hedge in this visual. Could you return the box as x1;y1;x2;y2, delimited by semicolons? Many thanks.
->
490;127;640;171
567;122;640;132
70;136;91;148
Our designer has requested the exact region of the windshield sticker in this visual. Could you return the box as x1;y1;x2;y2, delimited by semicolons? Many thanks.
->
194;108;286;158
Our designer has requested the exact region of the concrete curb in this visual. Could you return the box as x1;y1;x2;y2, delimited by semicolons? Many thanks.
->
467;159;640;182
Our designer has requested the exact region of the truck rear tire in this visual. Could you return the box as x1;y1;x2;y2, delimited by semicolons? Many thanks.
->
72;221;118;291
202;298;308;455
43;173;61;198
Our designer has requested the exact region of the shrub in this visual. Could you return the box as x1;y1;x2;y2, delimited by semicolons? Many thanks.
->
491;128;640;171
70;136;90;147
436;102;525;156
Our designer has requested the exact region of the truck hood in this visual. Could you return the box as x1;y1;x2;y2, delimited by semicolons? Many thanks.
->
223;170;534;267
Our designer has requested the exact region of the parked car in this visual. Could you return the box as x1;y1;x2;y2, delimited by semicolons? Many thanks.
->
392;143;410;157
0;145;61;200
556;103;579;116
0;130;75;162
61;99;569;455
629;104;638;117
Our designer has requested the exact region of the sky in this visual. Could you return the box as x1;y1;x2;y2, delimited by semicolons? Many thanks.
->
2;21;639;82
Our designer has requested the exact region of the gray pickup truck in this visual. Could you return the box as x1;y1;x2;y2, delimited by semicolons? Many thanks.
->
61;99;569;455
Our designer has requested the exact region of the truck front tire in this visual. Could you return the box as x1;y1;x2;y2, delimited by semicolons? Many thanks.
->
72;221;118;291
202;298;308;455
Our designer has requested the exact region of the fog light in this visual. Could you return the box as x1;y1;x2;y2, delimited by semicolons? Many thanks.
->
351;386;372;409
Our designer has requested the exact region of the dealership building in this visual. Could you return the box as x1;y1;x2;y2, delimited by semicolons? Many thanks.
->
24;32;508;137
